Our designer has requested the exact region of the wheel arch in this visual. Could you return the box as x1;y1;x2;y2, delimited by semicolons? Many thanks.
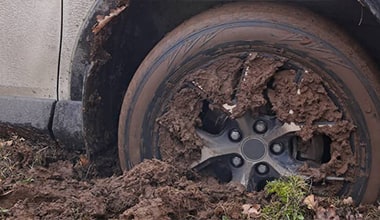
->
78;0;219;174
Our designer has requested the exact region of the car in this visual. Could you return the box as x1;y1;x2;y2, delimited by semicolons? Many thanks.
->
1;0;380;204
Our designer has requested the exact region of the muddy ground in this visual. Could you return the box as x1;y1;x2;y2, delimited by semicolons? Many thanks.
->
0;133;378;220
0;132;378;220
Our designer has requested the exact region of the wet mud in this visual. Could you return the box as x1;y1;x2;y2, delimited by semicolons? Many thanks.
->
232;53;284;118
158;53;355;194
268;69;355;177
0;135;262;219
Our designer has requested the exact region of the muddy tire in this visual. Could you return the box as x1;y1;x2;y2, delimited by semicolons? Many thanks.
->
118;3;380;203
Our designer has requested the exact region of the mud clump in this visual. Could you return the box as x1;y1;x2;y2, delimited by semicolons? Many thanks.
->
267;69;355;181
267;69;343;126
157;88;204;169
189;57;243;107
232;53;284;118
158;53;355;194
119;160;258;220
0;135;261;219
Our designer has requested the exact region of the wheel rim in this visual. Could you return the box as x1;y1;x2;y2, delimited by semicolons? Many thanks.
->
192;114;318;191
155;51;356;194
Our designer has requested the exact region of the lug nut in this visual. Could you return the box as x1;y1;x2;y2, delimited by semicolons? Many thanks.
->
229;129;242;142
254;120;267;134
256;163;269;174
271;143;284;155
231;156;243;167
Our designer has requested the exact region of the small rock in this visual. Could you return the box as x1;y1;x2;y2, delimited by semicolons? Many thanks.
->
242;204;260;218
343;197;353;205
303;194;317;210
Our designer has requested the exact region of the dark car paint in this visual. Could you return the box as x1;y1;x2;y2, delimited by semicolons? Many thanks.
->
365;0;380;22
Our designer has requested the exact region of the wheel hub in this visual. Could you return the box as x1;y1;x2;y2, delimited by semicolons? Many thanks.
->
192;113;333;190
242;138;266;161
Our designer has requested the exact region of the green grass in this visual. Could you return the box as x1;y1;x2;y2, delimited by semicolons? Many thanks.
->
261;176;308;220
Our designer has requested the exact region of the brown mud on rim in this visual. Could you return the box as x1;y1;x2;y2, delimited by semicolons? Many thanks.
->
157;53;355;194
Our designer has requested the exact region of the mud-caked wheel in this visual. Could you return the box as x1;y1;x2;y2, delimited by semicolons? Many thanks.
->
118;3;380;203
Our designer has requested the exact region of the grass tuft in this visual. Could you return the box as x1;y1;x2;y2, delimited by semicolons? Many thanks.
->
261;176;308;220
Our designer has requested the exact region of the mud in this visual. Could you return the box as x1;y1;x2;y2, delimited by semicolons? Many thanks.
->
0;126;378;218
232;53;284;118
157;53;355;195
267;69;343;126
157;88;204;170
0;135;263;219
267;69;355;181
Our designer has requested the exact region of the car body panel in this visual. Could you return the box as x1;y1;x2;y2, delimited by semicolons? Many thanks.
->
0;0;61;99
59;0;95;100
0;0;96;100
0;0;95;150
365;0;380;22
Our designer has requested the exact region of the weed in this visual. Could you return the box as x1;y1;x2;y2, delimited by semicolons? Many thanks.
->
261;176;308;220
20;177;34;184
0;152;14;180
0;207;10;219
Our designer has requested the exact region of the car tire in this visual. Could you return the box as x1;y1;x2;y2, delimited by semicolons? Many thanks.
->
118;2;380;203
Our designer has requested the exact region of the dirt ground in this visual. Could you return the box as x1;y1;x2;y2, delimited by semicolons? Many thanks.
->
0;132;378;220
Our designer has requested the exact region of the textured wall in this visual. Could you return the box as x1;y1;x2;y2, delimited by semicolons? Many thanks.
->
0;0;61;99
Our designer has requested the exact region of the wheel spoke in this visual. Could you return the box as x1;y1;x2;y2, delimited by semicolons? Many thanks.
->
264;121;336;142
264;122;301;142
231;161;255;187
263;154;297;176
235;115;254;136
192;129;240;168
